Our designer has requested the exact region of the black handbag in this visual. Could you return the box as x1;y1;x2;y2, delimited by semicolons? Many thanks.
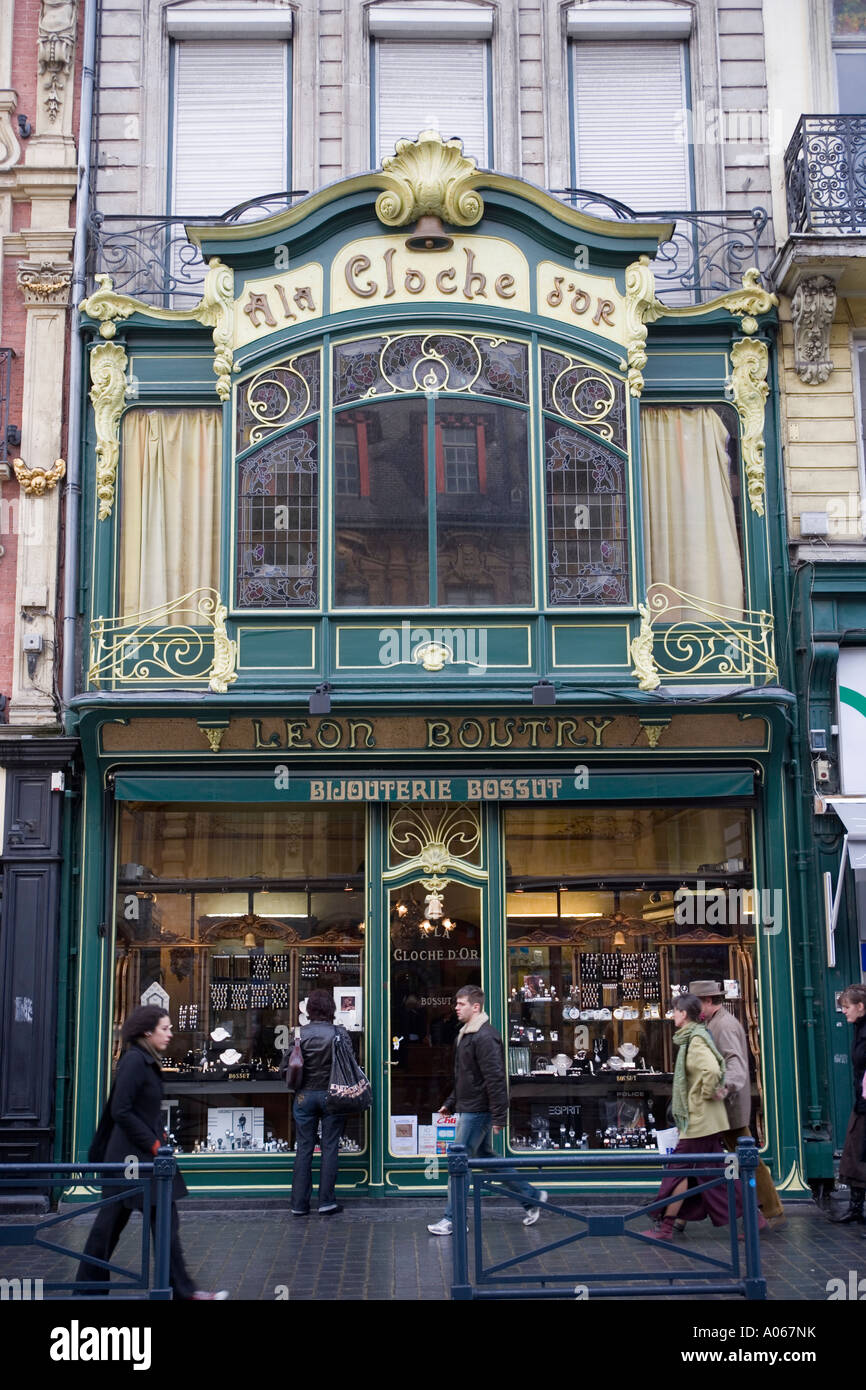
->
325;1026;372;1114
279;1029;304;1090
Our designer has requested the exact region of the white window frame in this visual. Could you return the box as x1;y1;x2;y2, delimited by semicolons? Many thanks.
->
853;337;866;539
369;3;494;169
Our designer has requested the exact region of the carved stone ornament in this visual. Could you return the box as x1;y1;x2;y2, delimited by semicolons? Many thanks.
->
645;267;778;334
81;261;235;398
208;603;238;694
202;727;225;753
89;340;128;521
0;92;21;170
791;275;836;385
629;604;661;692
375;130;484;230
17;260;73;305
13;457;66;496
624;256;663;397
730;337;769;516
38;0;77;123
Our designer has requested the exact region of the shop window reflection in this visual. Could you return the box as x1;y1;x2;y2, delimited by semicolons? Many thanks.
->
114;804;366;1159
504;806;763;1153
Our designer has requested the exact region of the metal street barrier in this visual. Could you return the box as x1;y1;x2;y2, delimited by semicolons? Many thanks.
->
0;1147;177;1299
448;1135;766;1301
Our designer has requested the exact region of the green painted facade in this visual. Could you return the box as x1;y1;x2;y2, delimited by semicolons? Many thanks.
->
64;165;823;1199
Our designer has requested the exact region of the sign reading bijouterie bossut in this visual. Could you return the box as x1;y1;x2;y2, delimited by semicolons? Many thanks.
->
99;712;770;756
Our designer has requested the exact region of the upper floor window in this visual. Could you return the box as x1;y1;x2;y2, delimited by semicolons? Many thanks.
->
168;10;292;216
832;0;866;113
369;4;492;166
567;3;693;212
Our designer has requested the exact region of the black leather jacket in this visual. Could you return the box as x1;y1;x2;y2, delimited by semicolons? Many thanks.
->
444;1021;509;1126
299;1022;337;1091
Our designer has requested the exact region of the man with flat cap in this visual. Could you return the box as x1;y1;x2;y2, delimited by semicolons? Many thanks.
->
687;979;785;1229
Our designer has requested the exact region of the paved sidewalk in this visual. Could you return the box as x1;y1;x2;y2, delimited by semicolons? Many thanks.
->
1;1198;864;1300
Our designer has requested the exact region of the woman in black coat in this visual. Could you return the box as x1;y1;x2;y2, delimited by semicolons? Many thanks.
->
832;983;866;1225
76;1005;227;1298
289;988;345;1216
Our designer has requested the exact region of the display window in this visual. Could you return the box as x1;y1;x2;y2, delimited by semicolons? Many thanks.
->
114;803;366;1157
504;805;763;1152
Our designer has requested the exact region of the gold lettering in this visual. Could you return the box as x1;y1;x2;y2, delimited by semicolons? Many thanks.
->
383;246;396;298
285;720;313;748
273;283;296;321
345;255;377;298
348;719;375;749
593;298;616;326
517;718;551;749
404;268;426;295
252;719;281;749
495;273;516;299
570;287;591;316
427;720;452;748
457;718;484;749
243;292;277;328
547;275;565;307
584;716;614;746
463;247;487;299
488;717;515;748
555;718;586;748
294;286;316;313
436;266;457;294
316;719;343;749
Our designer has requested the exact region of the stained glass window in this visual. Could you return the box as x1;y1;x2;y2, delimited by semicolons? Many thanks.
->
545;419;630;605
236;423;318;608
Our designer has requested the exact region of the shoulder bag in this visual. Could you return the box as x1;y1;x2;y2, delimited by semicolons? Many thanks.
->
325;1026;372;1114
280;1028;304;1091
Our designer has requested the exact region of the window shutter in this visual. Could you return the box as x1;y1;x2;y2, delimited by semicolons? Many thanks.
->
375;40;489;167
572;41;691;211
172;41;288;216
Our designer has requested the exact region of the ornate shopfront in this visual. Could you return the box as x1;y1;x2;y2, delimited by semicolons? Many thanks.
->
67;134;809;1198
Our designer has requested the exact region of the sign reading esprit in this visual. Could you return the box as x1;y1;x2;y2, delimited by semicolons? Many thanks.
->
330;234;531;313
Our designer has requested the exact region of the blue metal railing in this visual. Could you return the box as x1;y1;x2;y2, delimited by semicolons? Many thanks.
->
448;1136;766;1301
0;1148;177;1299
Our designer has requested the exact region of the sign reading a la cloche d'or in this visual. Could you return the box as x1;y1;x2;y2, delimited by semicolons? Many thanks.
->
232;234;628;352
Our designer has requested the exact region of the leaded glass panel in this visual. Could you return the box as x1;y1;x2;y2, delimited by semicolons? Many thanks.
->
236;423;318;608
333;333;529;404
541;348;627;451
236;351;320;451
545;419;630;605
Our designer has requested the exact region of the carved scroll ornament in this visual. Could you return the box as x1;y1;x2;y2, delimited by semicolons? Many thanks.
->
89;340;128;521
38;0;77;122
376;130;484;230
730;337;769;516
791;275;836;385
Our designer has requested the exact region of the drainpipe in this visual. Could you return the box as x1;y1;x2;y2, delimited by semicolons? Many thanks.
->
62;0;98;706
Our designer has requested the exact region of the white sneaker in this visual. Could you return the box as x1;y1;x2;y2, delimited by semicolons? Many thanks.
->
522;1190;549;1226
427;1218;453;1235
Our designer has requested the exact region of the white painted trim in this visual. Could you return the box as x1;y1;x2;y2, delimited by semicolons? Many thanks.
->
369;5;494;39
852;334;866;539
567;3;692;41
166;6;293;39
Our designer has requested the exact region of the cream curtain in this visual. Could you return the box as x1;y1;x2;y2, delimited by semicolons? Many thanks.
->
640;406;744;615
120;409;222;613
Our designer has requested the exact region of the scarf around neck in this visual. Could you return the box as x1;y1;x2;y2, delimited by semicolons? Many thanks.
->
136;1039;164;1067
671;1021;726;1132
457;1009;489;1041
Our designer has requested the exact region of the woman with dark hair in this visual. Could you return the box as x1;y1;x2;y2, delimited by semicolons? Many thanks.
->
831;983;866;1225
644;992;751;1240
289;988;345;1216
76;1005;227;1298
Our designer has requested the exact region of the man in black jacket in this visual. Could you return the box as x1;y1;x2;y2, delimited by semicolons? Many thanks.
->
427;985;547;1235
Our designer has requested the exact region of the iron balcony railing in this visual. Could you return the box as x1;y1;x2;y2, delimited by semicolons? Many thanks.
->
0;346;14;468
86;188;772;307
86;189;309;306
554;192;773;300
785;114;866;234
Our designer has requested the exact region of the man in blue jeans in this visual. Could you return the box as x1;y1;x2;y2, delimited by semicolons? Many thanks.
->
427;984;547;1235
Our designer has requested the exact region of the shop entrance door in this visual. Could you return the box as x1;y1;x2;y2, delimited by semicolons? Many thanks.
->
387;876;485;1164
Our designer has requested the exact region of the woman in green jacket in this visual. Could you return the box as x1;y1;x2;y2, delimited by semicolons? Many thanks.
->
645;993;752;1240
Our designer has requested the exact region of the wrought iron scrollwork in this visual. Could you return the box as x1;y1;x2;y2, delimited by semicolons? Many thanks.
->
541;348;627;450
333;332;529;405
784;115;866;233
